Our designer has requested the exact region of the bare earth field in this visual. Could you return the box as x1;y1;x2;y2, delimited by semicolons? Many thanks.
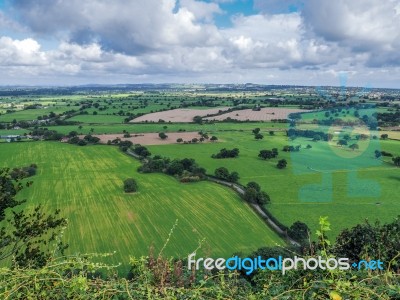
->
131;107;229;123
86;132;212;145
204;108;312;121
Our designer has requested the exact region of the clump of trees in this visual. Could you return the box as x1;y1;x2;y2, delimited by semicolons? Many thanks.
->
68;134;100;147
258;148;278;160
9;164;38;180
139;157;206;181
287;128;333;141
211;148;239;159
31;127;64;141
282;145;301;152
132;144;151;158
123;178;138;193
243;182;270;205
214;167;239;183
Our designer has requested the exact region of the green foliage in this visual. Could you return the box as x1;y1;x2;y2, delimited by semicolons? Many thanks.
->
123;178;138;193
214;167;240;183
211;148;240;159
277;159;287;169
158;132;168;140
0;217;399;299
0;168;67;268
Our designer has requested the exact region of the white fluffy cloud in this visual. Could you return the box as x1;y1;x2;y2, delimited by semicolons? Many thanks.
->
0;0;399;86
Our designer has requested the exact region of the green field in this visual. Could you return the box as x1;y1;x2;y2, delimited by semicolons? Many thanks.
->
147;130;400;238
0;142;282;271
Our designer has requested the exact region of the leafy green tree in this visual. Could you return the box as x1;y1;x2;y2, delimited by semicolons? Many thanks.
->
374;150;382;159
381;134;389;140
392;156;400;166
277;159;287;169
0;168;67;268
166;160;184;176
214;167;229;180
193;116;202;124
254;133;264;140
176;138;183;143
349;143;359;151
246;181;261;192
227;171;239;183
313;134;321;141
158;132;168;140
252;128;260;135
123;178;138;193
210;136;218;142
288;221;310;242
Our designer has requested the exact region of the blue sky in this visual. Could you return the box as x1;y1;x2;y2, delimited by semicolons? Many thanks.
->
0;0;399;87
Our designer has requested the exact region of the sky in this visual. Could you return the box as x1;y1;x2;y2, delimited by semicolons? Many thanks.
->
0;0;400;87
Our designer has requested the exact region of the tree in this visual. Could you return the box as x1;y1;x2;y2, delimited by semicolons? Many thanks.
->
68;131;78;138
392;156;400;167
123;178;138;193
277;159;287;169
191;138;198;143
288;221;310;242
176;138;183;143
269;131;275;136
166;160;184;176
254;133;264;140
210;136;218;142
374;150;382;159
381;134;389;140
252;128;260;135
158;132;168;140
227;171;239;183
306;144;312;149
0;168;67;268
214;167;229;180
337;139;348;147
244;187;258;203
313;134;321;141
193;116;202;124
246;181;261;192
349;143;359;151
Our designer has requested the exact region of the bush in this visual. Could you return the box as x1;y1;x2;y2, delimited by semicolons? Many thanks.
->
123;178;138;193
277;159;287;169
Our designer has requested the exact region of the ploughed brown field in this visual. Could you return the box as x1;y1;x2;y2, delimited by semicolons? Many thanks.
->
130;107;229;123
203;108;312;121
83;132;214;145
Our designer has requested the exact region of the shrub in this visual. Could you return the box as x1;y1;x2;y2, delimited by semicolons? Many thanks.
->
123;178;138;193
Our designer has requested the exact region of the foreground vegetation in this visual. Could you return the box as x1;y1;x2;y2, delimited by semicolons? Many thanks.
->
0;216;398;299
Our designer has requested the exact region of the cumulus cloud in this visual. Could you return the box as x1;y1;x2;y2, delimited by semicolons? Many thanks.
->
0;0;399;86
302;0;400;67
10;0;222;55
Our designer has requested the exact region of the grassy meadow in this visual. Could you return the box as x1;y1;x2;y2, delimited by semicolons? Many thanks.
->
147;129;400;238
0;142;282;271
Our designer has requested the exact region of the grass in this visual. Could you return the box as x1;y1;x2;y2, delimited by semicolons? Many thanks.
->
147;130;400;239
0;142;282;271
